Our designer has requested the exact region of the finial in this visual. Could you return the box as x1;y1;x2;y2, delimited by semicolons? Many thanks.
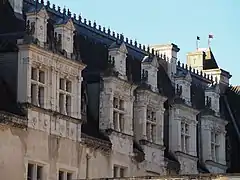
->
78;14;82;22
98;25;101;31
112;31;115;37
126;38;129;43
52;4;56;10
147;46;150;53
117;33;119;39
88;20;91;26
185;64;188;70
120;34;124;42
108;28;111;35
40;0;44;4
139;43;141;49
189;66;192;72
67;9;71;17
134;40;137;47
46;1;50;7
103;27;106;33
151;48;154;55
73;13;76;20
193;68;195;73
177;61;180;66
92;21;96;28
84;18;87;24
143;45;145;51
58;6;61;12
63;7;66;15
130;40;133;45
181;63;184;68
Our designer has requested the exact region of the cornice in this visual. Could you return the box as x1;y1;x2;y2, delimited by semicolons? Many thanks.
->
18;42;86;70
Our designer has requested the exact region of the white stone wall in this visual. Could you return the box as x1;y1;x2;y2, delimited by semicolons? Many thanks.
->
200;115;227;172
17;44;85;120
99;76;136;135
169;104;199;174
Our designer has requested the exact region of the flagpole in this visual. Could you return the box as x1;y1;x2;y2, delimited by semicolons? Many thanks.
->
196;36;200;50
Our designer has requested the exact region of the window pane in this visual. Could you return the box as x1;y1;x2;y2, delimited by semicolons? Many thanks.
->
113;111;118;130
113;97;118;109
38;86;44;108
113;166;118;178
27;164;34;180
31;68;37;80
67;172;72;180
31;84;37;105
59;171;64;180
66;95;71;116
120;168;125;177
119;114;124;132
37;165;42;180
60;78;65;90
59;93;64;114
39;70;45;84
66;80;72;93
119;100;124;110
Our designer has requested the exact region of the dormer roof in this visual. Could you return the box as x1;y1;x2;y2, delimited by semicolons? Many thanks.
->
142;55;159;68
109;41;128;54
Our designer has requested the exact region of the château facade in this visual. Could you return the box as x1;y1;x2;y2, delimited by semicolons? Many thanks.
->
0;0;240;180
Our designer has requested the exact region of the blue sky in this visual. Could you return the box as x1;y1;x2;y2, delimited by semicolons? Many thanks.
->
50;0;240;85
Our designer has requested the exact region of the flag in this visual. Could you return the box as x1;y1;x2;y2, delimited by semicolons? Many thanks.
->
197;36;200;40
209;34;213;39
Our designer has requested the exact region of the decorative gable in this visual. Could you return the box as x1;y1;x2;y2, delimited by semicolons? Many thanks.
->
141;55;159;92
205;84;220;115
54;18;76;58
108;42;128;80
26;6;49;47
175;71;192;106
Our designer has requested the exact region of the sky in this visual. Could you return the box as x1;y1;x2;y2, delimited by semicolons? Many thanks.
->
50;0;240;85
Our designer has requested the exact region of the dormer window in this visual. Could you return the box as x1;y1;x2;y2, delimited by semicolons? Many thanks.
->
146;108;157;143
176;84;183;96
205;96;212;108
181;121;190;153
108;42;128;80
54;18;75;58
58;78;72;116
141;56;159;92
113;97;125;132
25;6;49;47
31;67;46;108
211;131;220;162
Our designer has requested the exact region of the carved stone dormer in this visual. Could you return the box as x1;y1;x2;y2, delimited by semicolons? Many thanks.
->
54;18;75;59
108;42;128;80
174;71;192;106
141;55;159;92
205;84;220;116
25;5;49;47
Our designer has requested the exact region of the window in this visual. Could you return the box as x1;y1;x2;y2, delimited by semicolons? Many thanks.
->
181;122;190;153
205;96;212;108
113;97;125;132
146;108;156;143
58;170;72;180
27;163;43;180
31;67;46;108
211;131;220;162
58;78;72;116
113;165;126;178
